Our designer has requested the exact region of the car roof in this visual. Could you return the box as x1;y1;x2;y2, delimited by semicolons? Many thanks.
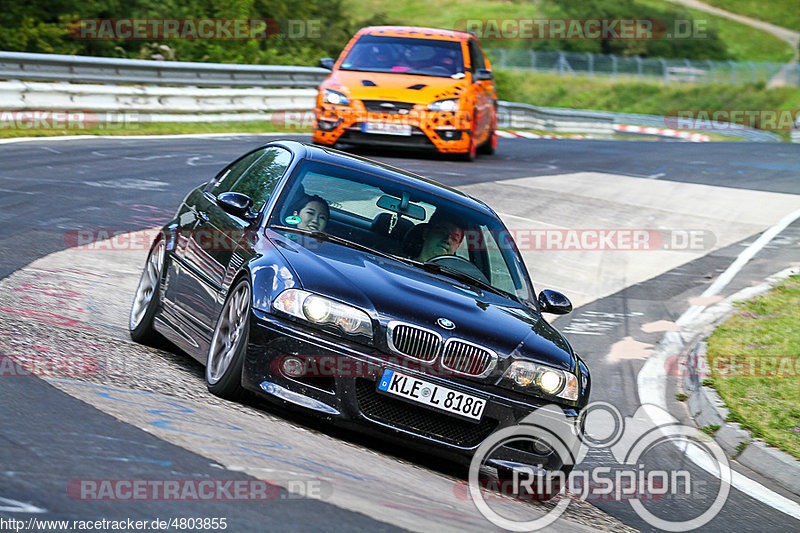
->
267;140;494;215
357;26;473;42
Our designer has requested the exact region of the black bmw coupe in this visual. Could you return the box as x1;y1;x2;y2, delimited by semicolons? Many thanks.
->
130;140;590;485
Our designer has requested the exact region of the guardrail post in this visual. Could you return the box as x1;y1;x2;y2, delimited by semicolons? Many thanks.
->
659;58;668;85
558;51;565;76
636;56;642;80
707;60;714;83
748;61;755;83
499;48;507;69
611;54;617;80
729;60;737;83
587;53;594;78
529;49;536;70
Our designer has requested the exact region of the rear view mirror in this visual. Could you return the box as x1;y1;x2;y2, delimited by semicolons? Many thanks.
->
538;289;572;315
319;58;335;70
376;194;426;220
474;69;493;81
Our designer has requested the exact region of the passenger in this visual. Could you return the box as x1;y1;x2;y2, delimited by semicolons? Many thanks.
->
416;212;465;262
293;195;329;232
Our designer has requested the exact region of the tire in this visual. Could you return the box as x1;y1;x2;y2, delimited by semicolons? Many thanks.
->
206;278;251;400
129;238;166;345
477;130;496;155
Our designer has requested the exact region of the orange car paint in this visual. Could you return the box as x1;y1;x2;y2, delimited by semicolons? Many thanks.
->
312;26;497;157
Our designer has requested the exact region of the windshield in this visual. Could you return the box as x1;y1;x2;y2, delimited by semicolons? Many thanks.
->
268;160;532;301
340;35;465;78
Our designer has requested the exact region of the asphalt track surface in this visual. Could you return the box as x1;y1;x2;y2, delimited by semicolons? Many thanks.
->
0;134;798;532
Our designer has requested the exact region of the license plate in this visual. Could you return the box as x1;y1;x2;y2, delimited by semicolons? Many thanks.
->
362;122;412;136
377;369;486;421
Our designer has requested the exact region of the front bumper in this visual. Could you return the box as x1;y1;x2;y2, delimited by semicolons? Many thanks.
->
242;309;581;471
311;104;472;154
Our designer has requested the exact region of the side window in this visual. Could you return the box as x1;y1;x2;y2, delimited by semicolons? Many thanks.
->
229;147;292;211
480;227;517;294
206;148;266;196
468;40;485;71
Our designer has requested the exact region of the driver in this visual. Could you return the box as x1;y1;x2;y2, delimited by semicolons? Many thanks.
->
416;211;465;262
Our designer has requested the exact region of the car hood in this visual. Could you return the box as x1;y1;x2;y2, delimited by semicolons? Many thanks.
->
322;70;466;105
268;230;575;372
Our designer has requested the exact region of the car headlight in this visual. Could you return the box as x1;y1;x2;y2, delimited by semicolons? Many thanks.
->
323;89;349;106
427;98;459;112
272;289;372;337
501;361;579;401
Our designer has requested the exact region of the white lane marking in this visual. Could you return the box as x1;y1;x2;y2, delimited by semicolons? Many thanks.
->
638;207;800;519
0;496;47;513
495;211;566;229
648;172;665;179
82;178;168;190
0;132;292;145
39;146;61;154
123;154;179;161
494;131;517;138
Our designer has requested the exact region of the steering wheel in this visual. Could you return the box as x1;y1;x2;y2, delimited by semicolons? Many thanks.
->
427;255;490;284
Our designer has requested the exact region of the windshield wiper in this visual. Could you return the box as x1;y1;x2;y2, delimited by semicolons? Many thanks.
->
416;260;504;296
270;225;408;263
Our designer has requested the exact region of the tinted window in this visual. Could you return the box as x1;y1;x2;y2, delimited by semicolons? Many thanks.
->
340;35;465;78
269;160;531;300
468;40;485;71
207;148;265;196
229;147;292;211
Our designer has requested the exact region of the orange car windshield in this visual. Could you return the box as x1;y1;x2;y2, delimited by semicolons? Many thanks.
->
340;35;465;79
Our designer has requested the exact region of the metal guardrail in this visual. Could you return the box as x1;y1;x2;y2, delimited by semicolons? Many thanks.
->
486;48;800;87
497;101;614;135
0;51;329;87
0;51;785;142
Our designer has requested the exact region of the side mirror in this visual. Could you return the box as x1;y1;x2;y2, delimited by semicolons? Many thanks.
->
217;192;256;221
538;289;572;315
319;58;335;70
474;68;493;81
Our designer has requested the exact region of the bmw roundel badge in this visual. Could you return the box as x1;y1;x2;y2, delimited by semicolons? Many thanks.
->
437;317;455;330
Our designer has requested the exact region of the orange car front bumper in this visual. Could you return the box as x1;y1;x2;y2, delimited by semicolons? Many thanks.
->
312;104;473;153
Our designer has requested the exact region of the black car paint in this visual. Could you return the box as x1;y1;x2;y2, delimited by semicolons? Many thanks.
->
147;140;590;468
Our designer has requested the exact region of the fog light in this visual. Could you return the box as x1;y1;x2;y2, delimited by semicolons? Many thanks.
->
532;438;553;455
282;356;305;377
316;117;341;131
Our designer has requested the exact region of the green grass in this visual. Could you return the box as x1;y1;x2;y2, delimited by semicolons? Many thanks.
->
342;0;794;62
494;69;800;139
705;275;800;459
636;0;794;62
702;0;800;34
0;120;306;139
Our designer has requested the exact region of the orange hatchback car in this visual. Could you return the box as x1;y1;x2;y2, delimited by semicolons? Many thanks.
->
313;26;498;161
